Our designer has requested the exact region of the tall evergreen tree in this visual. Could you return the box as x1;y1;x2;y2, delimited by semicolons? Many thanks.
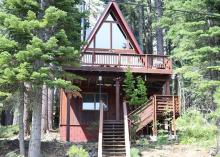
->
161;0;220;111
0;0;83;156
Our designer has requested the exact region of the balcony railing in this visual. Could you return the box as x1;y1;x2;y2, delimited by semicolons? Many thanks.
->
81;51;172;70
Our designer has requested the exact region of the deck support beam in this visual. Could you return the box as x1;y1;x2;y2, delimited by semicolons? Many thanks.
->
115;78;120;120
165;78;171;95
172;96;176;136
152;96;157;137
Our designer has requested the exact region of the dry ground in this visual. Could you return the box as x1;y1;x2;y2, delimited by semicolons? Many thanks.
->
0;132;215;157
141;144;211;157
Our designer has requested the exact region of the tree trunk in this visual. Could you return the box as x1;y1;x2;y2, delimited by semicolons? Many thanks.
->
24;91;30;135
13;105;19;125
28;87;42;157
18;84;25;157
156;0;164;55
146;0;153;54
138;4;144;52
41;85;48;133
47;88;54;131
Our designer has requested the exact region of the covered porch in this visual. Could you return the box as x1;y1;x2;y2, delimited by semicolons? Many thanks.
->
59;72;172;142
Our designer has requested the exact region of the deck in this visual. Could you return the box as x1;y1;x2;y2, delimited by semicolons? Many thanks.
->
64;51;173;74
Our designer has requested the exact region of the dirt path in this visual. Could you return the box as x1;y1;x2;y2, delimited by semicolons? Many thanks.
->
141;144;210;157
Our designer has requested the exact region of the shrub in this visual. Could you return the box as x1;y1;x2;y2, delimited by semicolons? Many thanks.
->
130;147;140;157
123;69;147;106
67;145;89;157
176;109;217;146
0;125;19;138
5;152;21;157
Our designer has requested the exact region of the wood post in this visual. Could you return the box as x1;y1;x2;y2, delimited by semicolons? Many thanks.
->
98;101;104;157
153;95;157;136
66;92;72;141
115;78;120;120
165;78;171;95
172;96;176;136
123;101;131;157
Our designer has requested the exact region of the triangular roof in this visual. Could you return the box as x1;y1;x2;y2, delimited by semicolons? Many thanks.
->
83;1;143;54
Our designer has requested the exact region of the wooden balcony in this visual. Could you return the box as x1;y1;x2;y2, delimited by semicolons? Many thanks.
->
65;51;173;74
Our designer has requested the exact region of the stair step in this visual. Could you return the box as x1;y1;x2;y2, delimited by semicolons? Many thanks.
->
103;141;125;144
103;127;124;130
103;125;124;127
103;151;126;155
103;147;126;151
103;156;126;157
103;131;124;134
103;134;124;137
103;144;125;147
104;120;123;124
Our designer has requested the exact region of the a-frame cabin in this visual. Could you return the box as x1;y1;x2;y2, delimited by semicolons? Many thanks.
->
60;1;180;157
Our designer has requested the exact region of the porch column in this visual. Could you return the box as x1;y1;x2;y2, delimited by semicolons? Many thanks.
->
66;92;72;142
165;78;171;95
115;78;120;121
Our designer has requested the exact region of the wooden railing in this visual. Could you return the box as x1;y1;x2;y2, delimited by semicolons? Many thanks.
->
128;95;180;136
98;102;104;157
81;51;172;70
128;97;155;132
123;102;131;157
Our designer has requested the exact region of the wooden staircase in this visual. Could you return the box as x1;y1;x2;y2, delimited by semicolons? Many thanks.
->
102;120;126;157
128;95;180;136
98;102;130;157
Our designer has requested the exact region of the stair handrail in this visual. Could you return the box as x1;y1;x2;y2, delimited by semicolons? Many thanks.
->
123;101;131;157
98;101;104;157
128;96;154;117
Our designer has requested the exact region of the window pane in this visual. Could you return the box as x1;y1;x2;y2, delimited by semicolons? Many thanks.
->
95;94;108;111
88;40;94;48
96;23;110;49
106;13;115;21
112;23;127;49
83;94;95;110
83;102;95;110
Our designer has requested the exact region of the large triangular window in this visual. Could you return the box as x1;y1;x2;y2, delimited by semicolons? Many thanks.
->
87;12;134;51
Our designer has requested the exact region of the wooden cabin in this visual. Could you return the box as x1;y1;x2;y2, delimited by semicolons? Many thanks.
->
60;1;180;156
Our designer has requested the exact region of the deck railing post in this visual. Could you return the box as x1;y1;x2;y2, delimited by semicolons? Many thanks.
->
145;55;148;68
118;53;121;66
92;52;95;65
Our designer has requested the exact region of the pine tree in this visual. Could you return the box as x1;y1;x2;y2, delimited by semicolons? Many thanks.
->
0;0;83;156
130;76;148;106
161;0;220;111
123;69;135;104
123;70;148;106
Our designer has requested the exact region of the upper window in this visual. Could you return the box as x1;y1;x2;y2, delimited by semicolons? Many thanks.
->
96;23;111;49
112;23;127;49
106;14;115;21
87;12;134;50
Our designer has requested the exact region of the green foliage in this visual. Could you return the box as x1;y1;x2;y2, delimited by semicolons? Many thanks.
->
0;0;83;102
67;145;89;157
0;125;19;138
5;152;21;157
123;69;148;106
130;147;140;157
123;68;135;102
130;76;147;106
162;0;220;110
176;109;217;146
